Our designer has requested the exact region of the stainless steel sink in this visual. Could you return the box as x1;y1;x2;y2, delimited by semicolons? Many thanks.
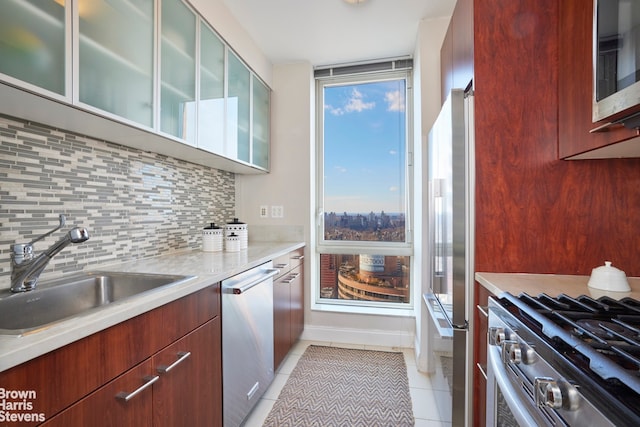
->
0;271;194;335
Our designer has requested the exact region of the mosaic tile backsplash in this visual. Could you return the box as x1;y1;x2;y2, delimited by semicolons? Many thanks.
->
0;115;235;289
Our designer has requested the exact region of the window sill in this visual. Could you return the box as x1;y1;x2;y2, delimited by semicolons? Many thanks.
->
310;301;415;317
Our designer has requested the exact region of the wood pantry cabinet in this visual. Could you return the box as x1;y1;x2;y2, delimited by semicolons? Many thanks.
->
0;284;222;427
273;247;305;370
558;0;640;159
439;0;473;104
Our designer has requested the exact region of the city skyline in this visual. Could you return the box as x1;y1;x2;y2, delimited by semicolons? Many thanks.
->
324;211;405;242
323;79;407;214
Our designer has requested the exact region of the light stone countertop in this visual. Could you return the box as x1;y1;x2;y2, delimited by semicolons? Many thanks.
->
0;241;304;372
475;272;640;300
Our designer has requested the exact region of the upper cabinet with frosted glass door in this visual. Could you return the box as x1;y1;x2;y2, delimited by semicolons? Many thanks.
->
0;0;271;173
227;51;251;164
224;51;270;169
252;75;270;169
77;0;154;128
198;20;225;155
0;0;69;99
160;0;196;145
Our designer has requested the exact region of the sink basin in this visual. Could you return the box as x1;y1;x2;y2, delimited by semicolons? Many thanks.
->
0;271;194;335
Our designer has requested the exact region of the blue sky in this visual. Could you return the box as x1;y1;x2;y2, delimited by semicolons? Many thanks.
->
323;79;406;214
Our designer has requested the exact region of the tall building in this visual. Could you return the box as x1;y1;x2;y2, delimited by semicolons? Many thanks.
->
320;254;409;303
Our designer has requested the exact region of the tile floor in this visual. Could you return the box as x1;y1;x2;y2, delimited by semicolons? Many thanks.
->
243;340;453;427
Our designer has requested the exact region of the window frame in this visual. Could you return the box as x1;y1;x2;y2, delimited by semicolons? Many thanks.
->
314;68;414;312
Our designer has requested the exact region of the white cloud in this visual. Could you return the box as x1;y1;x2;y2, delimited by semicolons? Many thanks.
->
389;150;397;155
389;186;399;192
385;90;405;112
344;88;375;113
334;165;347;173
325;103;345;116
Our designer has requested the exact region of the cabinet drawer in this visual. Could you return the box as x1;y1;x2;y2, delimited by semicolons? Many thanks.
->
289;247;305;269
273;253;290;278
41;360;155;427
161;284;220;343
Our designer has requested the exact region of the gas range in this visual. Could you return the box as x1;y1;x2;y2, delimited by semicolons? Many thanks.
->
487;292;640;426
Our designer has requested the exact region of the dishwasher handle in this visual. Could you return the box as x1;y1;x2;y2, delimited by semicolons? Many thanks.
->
232;268;280;294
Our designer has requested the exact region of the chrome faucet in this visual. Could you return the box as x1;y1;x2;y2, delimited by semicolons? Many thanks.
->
10;214;90;292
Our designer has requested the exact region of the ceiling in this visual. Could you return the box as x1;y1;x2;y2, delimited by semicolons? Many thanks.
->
222;0;456;67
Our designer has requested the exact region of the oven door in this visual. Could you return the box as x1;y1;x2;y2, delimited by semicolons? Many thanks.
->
486;344;552;427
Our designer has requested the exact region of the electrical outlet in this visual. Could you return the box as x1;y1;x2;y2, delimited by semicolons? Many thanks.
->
271;205;284;218
259;205;269;218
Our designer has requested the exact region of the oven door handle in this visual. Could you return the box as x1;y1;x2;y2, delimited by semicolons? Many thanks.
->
488;346;544;427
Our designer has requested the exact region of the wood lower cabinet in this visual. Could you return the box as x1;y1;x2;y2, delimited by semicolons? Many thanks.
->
152;319;221;427
0;284;221;427
273;247;305;370
42;319;221;427
472;282;492;427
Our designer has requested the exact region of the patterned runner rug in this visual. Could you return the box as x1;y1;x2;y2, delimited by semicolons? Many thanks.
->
263;345;415;426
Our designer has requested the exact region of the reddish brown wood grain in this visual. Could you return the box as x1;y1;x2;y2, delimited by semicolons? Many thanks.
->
473;0;640;276
558;0;640;158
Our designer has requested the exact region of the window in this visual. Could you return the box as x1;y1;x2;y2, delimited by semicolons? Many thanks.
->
315;63;413;310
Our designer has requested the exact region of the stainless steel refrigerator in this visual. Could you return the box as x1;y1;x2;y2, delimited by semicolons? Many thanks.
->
424;88;475;427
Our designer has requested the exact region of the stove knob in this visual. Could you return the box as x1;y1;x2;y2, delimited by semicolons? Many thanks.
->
509;343;522;364
500;340;517;364
489;327;506;346
522;345;536;365
534;377;563;409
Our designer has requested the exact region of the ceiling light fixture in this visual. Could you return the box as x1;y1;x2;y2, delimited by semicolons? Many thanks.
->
343;0;368;5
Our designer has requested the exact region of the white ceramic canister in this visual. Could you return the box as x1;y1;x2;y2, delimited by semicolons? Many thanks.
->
202;223;223;252
225;218;248;250
225;232;241;252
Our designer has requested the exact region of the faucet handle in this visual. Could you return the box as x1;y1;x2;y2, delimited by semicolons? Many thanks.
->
28;214;66;245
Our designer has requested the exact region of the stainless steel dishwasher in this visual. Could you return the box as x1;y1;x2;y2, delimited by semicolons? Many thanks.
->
222;261;279;427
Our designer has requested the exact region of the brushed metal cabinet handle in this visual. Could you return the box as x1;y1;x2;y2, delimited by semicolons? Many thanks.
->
115;375;159;402
157;351;191;374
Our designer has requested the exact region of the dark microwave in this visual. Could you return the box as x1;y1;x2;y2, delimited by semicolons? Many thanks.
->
593;0;640;123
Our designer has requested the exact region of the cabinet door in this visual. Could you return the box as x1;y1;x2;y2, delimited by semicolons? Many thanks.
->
227;51;251;163
558;0;640;158
289;265;304;344
42;360;155;427
78;0;154;127
153;318;222;427
252;76;270;169
198;21;225;154
0;0;67;96
472;282;491;427
160;0;196;144
273;272;292;370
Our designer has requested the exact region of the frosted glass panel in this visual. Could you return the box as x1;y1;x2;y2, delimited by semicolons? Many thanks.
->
252;76;270;169
227;52;250;163
198;22;225;153
0;0;66;95
78;0;154;127
160;0;196;143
